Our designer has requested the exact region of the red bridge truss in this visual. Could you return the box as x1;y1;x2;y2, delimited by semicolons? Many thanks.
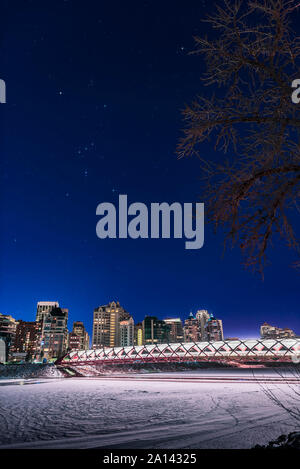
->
56;338;300;366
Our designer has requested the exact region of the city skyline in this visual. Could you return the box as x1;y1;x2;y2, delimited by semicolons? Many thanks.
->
1;0;300;344
1;298;298;344
2;0;300;454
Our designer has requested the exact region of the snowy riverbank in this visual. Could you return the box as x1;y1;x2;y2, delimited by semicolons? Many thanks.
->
0;371;299;449
0;363;64;379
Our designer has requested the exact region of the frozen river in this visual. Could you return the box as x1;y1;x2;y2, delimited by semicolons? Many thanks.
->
0;370;299;449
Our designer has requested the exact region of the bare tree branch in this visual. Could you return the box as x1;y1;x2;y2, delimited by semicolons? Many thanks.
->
177;0;300;273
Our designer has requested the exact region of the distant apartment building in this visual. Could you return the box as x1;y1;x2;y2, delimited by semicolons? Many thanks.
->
10;320;40;361
205;315;224;342
134;322;143;346
163;318;184;343
120;317;134;347
195;310;210;341
71;321;89;349
39;307;69;360
92;301;131;348
0;313;18;362
142;316;170;345
183;312;201;342
260;322;296;340
36;301;59;323
183;310;223;343
68;331;81;351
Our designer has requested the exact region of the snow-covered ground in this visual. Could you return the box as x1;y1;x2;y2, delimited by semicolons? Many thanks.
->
0;370;299;449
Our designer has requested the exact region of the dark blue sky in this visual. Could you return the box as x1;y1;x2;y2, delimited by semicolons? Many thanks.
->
1;0;299;340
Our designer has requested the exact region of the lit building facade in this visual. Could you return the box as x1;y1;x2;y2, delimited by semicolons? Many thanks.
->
92;301;130;348
184;310;223;343
0;313;18;362
260;322;296;340
163;318;184;343
68;331;81;351
195;309;210;341
183;312;201;342
120;317;134;347
205;315;224;342
36;301;59;323
72;321;89;349
10;320;40;361
142;316;170;345
40;307;69;360
134;322;143;346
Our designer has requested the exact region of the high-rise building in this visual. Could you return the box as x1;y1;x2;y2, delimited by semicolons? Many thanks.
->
40;307;68;360
163;318;184;343
195;309;210;341
142;316;170;344
134;322;144;346
68;331;81;351
205;315;224;342
72;321;89;349
10;320;40;361
183;312;201;342
260;322;296;340
0;313;18;362
36;301;59;323
120;317;134;347
183;310;222;343
92;301;130;348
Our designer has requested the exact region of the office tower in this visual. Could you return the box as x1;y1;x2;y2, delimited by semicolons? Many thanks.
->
120;316;134;347
260;322;296;340
143;316;156;344
134;322;143;346
10;320;40;361
195;309;210;341
92;301;130;348
205;315;224;342
36;301;59;323
40;307;68;360
142;316;170;345
0;313;18;362
183;312;201;342
68;331;81;351
72;321;90;349
163;318;184;343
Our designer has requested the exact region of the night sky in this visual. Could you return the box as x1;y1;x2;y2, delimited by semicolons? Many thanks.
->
1;0;300;340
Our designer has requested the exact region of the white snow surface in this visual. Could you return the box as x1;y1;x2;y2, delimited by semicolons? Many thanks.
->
0;370;299;449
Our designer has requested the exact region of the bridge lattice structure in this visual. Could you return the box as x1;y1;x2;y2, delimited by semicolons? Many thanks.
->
56;338;300;366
